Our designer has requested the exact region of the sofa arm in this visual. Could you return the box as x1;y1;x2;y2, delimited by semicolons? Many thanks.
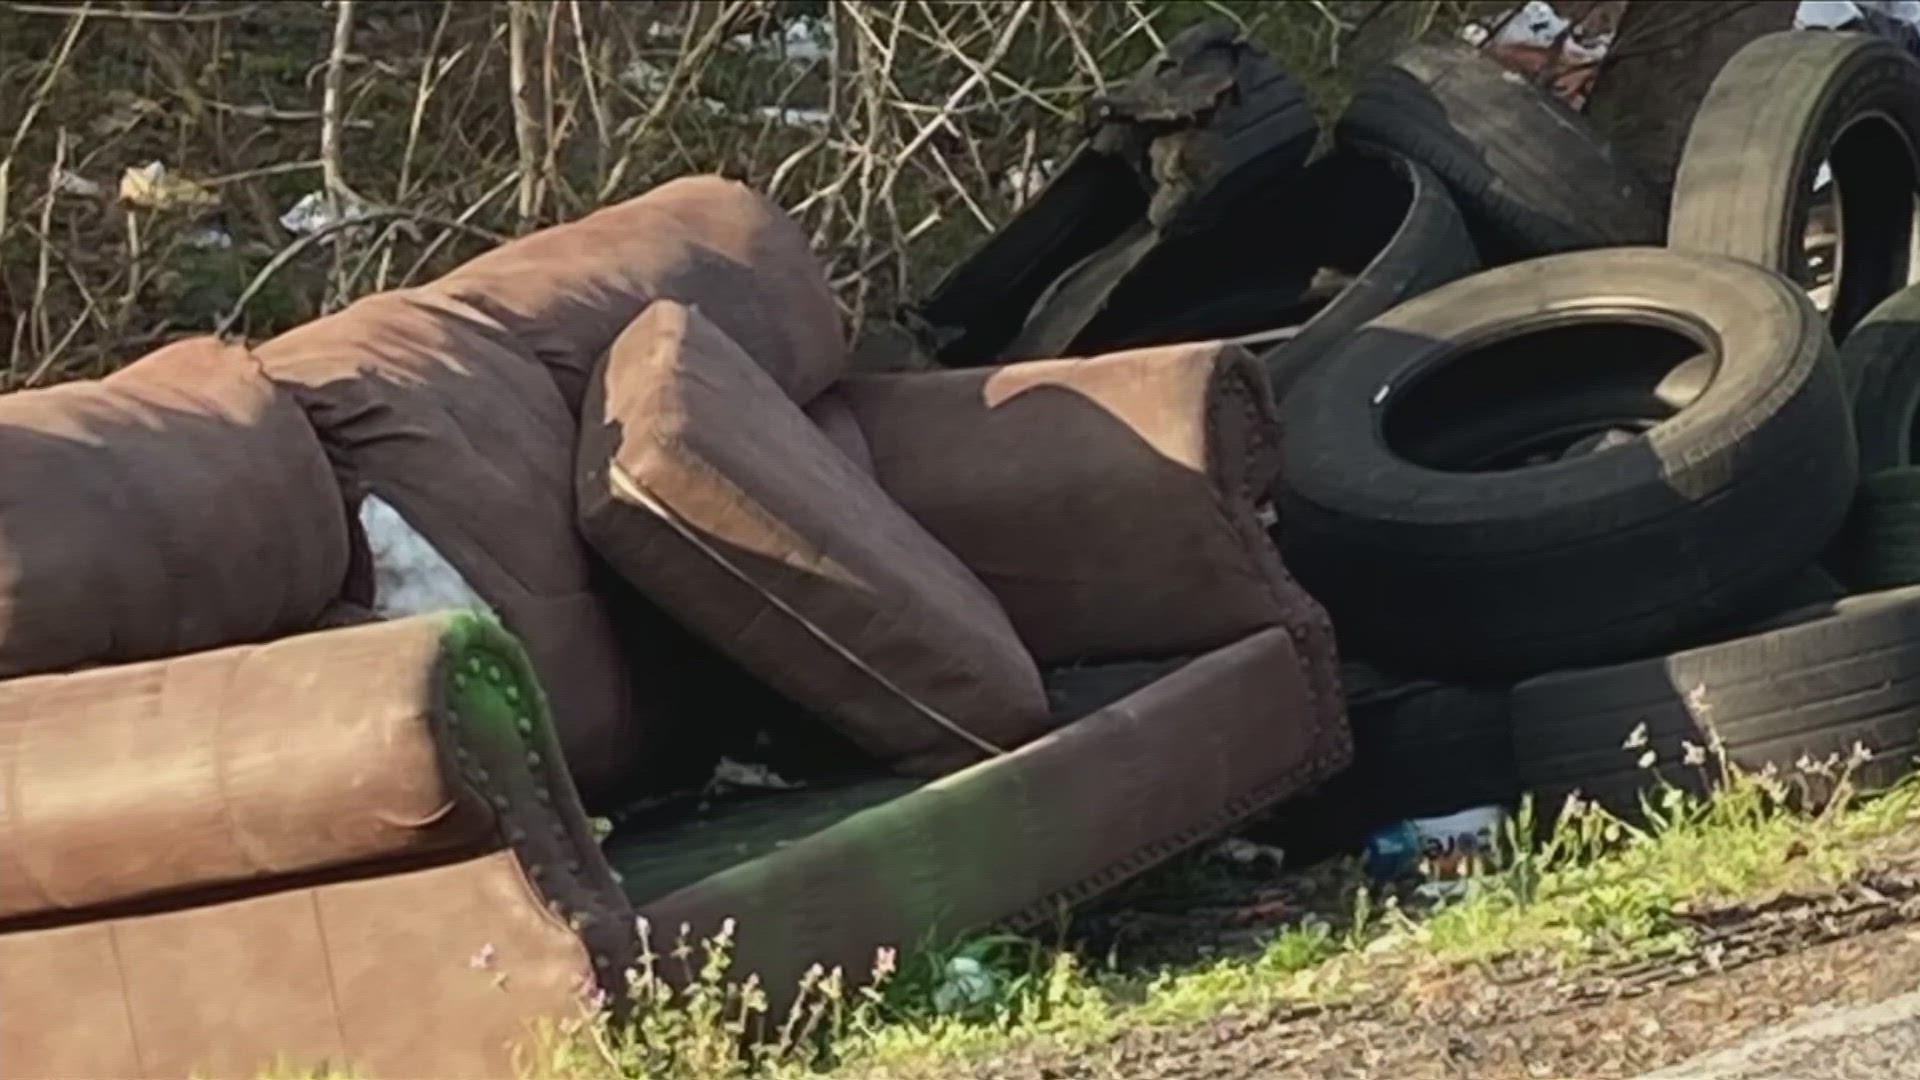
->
0;613;626;939
838;341;1327;670
637;626;1353;1014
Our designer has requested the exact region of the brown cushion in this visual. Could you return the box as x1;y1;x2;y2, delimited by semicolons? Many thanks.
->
802;386;875;475
255;289;665;807
0;615;495;922
838;343;1300;663
576;300;1051;776
0;338;349;679
422;175;846;413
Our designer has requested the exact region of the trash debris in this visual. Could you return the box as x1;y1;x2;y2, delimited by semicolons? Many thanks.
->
932;955;1001;1013
619;57;672;95
728;15;834;64
182;228;234;251
1796;1;1920;58
1213;837;1287;870
359;494;493;619
1000;159;1055;206
279;189;373;236
753;105;831;131
118;161;219;212
706;756;799;793
1798;0;1920;34
53;169;103;198
1459;0;1615;109
1362;805;1509;888
1460;0;1613;64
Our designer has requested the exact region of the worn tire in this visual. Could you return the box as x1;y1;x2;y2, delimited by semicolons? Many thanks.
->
1053;147;1479;407
1684;567;1850;652
1279;247;1857;681
914;21;1316;367
1513;586;1920;820
1842;283;1920;471
1835;468;1920;590
1829;286;1920;590
1258;148;1479;408
1335;39;1662;263
1669;31;1920;340
1251;662;1515;866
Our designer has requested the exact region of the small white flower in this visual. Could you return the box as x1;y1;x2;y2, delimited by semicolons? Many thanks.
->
1623;722;1650;751
1637;750;1657;770
1686;684;1712;714
1682;741;1707;767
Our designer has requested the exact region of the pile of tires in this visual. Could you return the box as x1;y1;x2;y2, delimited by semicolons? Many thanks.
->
910;23;1920;848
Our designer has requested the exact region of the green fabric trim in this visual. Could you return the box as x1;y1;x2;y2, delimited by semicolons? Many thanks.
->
437;610;555;748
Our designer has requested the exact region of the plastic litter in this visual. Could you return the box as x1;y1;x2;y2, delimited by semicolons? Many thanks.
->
1362;805;1509;893
932;955;1001;1013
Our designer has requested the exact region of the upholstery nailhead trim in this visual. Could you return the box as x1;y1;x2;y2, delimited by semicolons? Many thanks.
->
992;719;1350;933
429;639;640;1003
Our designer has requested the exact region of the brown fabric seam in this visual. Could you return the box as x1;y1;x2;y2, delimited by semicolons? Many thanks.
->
0;693;58;913
1206;351;1347;729
0;845;487;934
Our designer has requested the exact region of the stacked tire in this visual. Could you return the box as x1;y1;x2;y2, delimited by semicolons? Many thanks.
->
1279;29;1920;831
915;24;1920;851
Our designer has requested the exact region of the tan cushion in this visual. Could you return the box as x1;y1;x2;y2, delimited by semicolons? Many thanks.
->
0;338;349;679
0;616;494;922
576;300;1051;776
839;343;1298;663
423;175;846;412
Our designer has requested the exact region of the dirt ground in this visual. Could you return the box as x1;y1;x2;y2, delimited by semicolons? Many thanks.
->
937;848;1920;1080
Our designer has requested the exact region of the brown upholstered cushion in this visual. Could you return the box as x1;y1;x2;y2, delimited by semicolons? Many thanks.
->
423;175;846;413
0;338;349;679
576;300;1052;776
802;386;875;475
256;290;657;806
839;343;1298;663
0;616;492;922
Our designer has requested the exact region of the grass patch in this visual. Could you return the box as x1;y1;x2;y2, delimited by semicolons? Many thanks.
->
506;742;1920;1080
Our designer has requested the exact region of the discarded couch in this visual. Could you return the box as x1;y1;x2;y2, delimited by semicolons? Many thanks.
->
0;175;1348;1079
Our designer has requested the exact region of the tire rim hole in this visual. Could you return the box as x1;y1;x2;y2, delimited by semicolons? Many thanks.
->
1382;320;1716;473
1078;151;1416;352
1811;112;1920;337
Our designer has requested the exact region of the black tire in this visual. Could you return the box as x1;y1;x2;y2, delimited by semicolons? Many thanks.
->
1042;147;1479;408
1685;567;1850;652
1250;661;1514;867
1828;286;1920;591
1278;247;1857;681
1334;39;1662;264
912;20;1316;368
1258;148;1480;407
1841;283;1920;471
1668;31;1920;340
1834;468;1920;591
1513;585;1920;820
